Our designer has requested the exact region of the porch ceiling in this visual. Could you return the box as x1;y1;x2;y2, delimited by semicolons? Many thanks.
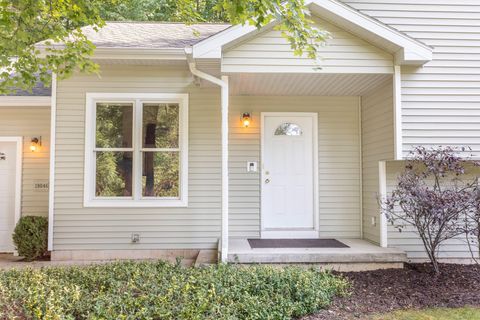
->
228;73;391;96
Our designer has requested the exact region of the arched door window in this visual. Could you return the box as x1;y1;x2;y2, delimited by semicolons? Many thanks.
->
274;123;303;136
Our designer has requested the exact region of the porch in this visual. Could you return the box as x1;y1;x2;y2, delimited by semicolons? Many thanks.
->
215;71;400;265
228;239;406;270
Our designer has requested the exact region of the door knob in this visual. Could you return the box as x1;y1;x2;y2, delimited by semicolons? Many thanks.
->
265;178;270;184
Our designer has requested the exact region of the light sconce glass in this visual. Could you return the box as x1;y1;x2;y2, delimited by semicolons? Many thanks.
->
30;137;41;152
241;112;252;128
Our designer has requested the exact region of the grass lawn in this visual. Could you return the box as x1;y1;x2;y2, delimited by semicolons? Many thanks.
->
0;261;348;320
371;307;480;320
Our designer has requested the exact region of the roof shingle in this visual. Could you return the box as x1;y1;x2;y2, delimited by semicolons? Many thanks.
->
82;22;230;49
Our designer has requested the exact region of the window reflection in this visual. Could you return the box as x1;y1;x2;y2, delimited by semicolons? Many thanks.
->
274;123;303;136
143;103;179;149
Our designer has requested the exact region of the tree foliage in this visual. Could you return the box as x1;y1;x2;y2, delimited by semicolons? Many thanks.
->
0;0;110;94
1;0;328;93
382;146;480;274
98;0;226;23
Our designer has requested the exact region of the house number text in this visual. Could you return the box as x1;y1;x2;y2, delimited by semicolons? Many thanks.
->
34;180;49;191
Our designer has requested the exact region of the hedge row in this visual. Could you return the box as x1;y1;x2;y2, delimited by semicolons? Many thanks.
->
0;261;349;319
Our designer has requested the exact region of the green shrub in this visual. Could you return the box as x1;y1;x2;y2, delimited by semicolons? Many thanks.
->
0;261;349;320
12;216;48;261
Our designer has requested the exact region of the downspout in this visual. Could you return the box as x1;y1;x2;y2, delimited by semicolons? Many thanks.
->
185;47;229;263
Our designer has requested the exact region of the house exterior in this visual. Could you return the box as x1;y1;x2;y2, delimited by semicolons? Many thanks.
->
1;0;479;265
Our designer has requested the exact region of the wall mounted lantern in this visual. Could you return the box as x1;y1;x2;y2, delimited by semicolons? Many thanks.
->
241;112;252;128
30;137;42;152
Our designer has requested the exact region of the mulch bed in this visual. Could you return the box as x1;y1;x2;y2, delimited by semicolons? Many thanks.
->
304;263;480;319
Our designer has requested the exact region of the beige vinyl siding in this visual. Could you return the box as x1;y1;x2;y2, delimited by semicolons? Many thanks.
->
341;0;480;157
222;17;393;74
229;96;362;239
54;65;221;251
386;161;479;262
361;80;394;244
340;0;480;260
0;107;50;217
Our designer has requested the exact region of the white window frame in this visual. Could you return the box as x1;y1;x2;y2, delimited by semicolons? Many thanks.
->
84;93;189;207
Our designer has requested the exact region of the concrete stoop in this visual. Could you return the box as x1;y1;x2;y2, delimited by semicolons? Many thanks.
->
227;254;406;272
227;239;407;271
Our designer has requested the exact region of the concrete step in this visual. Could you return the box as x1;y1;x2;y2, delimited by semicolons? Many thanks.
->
228;251;407;264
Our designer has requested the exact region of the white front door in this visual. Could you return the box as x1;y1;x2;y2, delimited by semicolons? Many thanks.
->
0;139;21;252
261;113;318;238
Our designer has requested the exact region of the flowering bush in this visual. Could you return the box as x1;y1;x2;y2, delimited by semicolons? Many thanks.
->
382;146;480;273
0;261;349;319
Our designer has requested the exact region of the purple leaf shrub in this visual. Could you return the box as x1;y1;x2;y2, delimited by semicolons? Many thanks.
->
383;146;480;274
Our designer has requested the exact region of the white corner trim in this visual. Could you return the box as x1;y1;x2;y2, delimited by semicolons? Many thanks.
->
0;96;51;107
84;92;189;208
48;74;57;251
393;65;403;160
220;75;229;263
378;161;388;248
0;137;23;250
14;138;22;233
358;97;364;239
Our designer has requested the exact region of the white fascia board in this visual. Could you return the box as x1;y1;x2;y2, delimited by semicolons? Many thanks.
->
36;46;187;61
308;0;432;64
92;47;187;60
0;96;51;107
395;49;433;65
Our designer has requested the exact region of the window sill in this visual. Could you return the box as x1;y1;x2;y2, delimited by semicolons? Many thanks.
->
83;199;188;208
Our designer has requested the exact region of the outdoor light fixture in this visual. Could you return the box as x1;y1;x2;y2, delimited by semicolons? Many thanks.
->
241;112;252;128
30;137;41;152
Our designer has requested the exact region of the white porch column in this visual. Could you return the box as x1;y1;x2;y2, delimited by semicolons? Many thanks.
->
378;161;388;248
220;76;229;262
393;65;402;160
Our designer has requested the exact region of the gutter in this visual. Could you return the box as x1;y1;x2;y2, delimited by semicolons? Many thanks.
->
185;47;230;263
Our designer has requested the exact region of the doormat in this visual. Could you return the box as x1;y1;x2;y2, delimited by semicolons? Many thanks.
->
247;238;349;249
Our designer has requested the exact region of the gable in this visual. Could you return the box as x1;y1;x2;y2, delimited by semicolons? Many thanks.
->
222;17;394;74
192;0;432;66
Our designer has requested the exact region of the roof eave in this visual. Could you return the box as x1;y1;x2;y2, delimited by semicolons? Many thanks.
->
0;96;51;107
36;46;188;61
91;47;187;61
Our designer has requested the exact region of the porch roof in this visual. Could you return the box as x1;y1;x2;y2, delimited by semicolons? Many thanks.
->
228;73;391;96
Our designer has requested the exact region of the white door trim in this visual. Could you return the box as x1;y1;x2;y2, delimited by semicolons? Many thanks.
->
0;136;23;251
260;112;319;239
